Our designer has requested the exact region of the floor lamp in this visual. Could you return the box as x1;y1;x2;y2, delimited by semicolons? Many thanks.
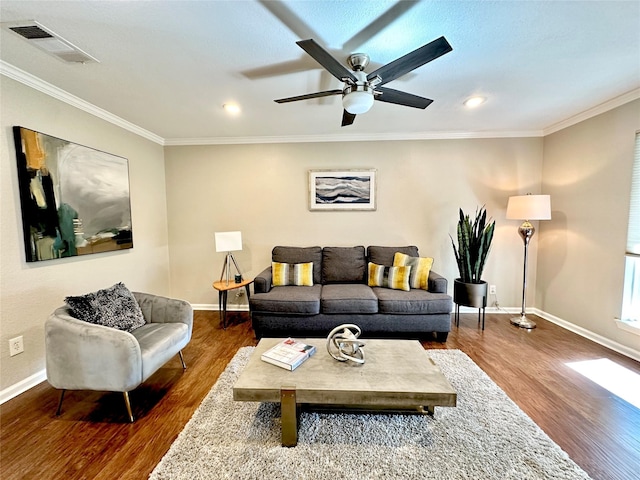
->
215;231;243;285
506;194;551;329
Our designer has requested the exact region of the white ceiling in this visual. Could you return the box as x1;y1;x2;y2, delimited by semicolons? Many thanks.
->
1;1;639;145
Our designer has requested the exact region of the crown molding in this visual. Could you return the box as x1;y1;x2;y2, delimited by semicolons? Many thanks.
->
3;59;636;146
0;60;164;145
543;88;640;136
164;129;543;146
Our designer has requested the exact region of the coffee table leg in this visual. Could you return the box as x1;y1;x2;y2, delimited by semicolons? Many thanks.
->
280;387;298;447
426;405;435;415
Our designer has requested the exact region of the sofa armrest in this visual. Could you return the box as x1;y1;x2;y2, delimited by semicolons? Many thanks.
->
45;308;143;392
254;267;273;293
428;271;448;294
133;292;193;340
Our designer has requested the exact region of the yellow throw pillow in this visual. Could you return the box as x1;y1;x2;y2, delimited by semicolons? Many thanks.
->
272;262;314;286
393;252;433;290
367;262;411;291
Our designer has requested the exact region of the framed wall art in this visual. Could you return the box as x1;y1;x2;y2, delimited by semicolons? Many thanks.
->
309;169;377;211
13;126;133;262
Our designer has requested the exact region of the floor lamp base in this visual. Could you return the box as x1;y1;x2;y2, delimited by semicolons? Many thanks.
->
510;315;537;329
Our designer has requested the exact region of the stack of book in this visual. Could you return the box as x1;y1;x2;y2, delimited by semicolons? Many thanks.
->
261;338;316;371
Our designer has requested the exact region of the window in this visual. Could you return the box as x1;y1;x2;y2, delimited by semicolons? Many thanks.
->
621;132;640;328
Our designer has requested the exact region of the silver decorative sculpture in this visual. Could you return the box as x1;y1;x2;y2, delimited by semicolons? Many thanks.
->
326;324;366;364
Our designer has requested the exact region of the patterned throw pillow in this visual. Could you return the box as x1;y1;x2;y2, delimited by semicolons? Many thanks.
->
272;262;314;286
367;263;411;291
393;252;434;290
64;283;146;332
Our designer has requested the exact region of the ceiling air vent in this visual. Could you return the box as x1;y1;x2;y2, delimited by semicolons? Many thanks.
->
3;20;98;64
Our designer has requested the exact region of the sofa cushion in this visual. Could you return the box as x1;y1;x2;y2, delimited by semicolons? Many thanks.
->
250;285;322;315
367;245;419;266
322;246;366;284
321;284;378;314
393;252;434;290
373;287;453;314
273;246;322;285
272;262;314;286
64;282;146;332
368;263;411;291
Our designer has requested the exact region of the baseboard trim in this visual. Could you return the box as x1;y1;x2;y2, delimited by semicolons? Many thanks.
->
455;306;520;314
191;303;249;312
4;305;637;405
0;369;46;405
532;308;640;362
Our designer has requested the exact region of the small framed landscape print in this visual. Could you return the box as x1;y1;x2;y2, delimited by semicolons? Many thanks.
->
309;169;377;211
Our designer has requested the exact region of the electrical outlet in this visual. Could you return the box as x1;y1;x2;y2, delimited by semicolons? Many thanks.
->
9;336;24;356
489;285;497;295
235;290;245;298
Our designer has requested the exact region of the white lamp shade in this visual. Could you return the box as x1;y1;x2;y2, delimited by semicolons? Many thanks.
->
342;90;374;114
506;195;551;220
215;231;242;252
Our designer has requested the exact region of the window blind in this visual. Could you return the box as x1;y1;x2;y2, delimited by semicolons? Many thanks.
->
627;132;640;255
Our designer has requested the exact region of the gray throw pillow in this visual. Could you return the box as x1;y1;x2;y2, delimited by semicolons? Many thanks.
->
367;245;419;266
65;283;146;332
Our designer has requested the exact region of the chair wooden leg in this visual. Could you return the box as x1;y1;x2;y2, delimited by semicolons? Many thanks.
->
178;350;187;370
55;389;66;416
123;392;134;423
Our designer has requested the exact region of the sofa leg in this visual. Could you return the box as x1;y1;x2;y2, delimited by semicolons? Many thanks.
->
435;332;449;342
178;350;187;370
55;389;66;416
123;392;134;423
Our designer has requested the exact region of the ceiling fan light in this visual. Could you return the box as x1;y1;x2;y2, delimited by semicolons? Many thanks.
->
343;91;374;115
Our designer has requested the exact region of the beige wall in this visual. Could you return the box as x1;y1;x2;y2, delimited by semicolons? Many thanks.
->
0;77;171;392
538;99;640;353
164;138;544;308
3;72;637;396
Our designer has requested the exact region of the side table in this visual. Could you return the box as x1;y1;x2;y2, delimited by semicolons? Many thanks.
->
212;278;253;329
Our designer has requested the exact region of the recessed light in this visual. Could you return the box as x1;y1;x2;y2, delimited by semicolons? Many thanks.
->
223;103;241;114
464;96;486;108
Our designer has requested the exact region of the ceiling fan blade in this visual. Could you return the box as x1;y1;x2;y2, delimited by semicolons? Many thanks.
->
297;39;358;83
258;0;320;41
241;56;321;79
341;110;356;127
367;36;452;86
275;89;343;104
247;2;324;81
374;86;433;109
317;71;339;105
343;0;420;52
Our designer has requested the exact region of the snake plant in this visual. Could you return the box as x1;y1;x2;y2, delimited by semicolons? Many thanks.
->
450;206;495;284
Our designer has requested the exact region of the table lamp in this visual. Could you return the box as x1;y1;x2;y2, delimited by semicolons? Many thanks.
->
215;231;243;285
506;194;551;329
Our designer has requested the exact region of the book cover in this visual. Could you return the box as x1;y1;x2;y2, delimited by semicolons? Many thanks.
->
261;338;316;371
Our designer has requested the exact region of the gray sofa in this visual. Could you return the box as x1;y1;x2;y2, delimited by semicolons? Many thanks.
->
250;246;452;341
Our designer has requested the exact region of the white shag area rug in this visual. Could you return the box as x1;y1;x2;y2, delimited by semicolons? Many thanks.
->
149;347;591;480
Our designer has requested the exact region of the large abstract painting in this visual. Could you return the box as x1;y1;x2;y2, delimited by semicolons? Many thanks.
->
13;126;133;262
309;169;376;211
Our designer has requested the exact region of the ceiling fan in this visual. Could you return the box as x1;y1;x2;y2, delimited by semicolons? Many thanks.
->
274;36;453;126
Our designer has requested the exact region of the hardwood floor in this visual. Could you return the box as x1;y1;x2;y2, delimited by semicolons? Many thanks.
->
1;311;638;480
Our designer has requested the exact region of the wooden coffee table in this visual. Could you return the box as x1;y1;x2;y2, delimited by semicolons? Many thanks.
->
233;338;457;446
